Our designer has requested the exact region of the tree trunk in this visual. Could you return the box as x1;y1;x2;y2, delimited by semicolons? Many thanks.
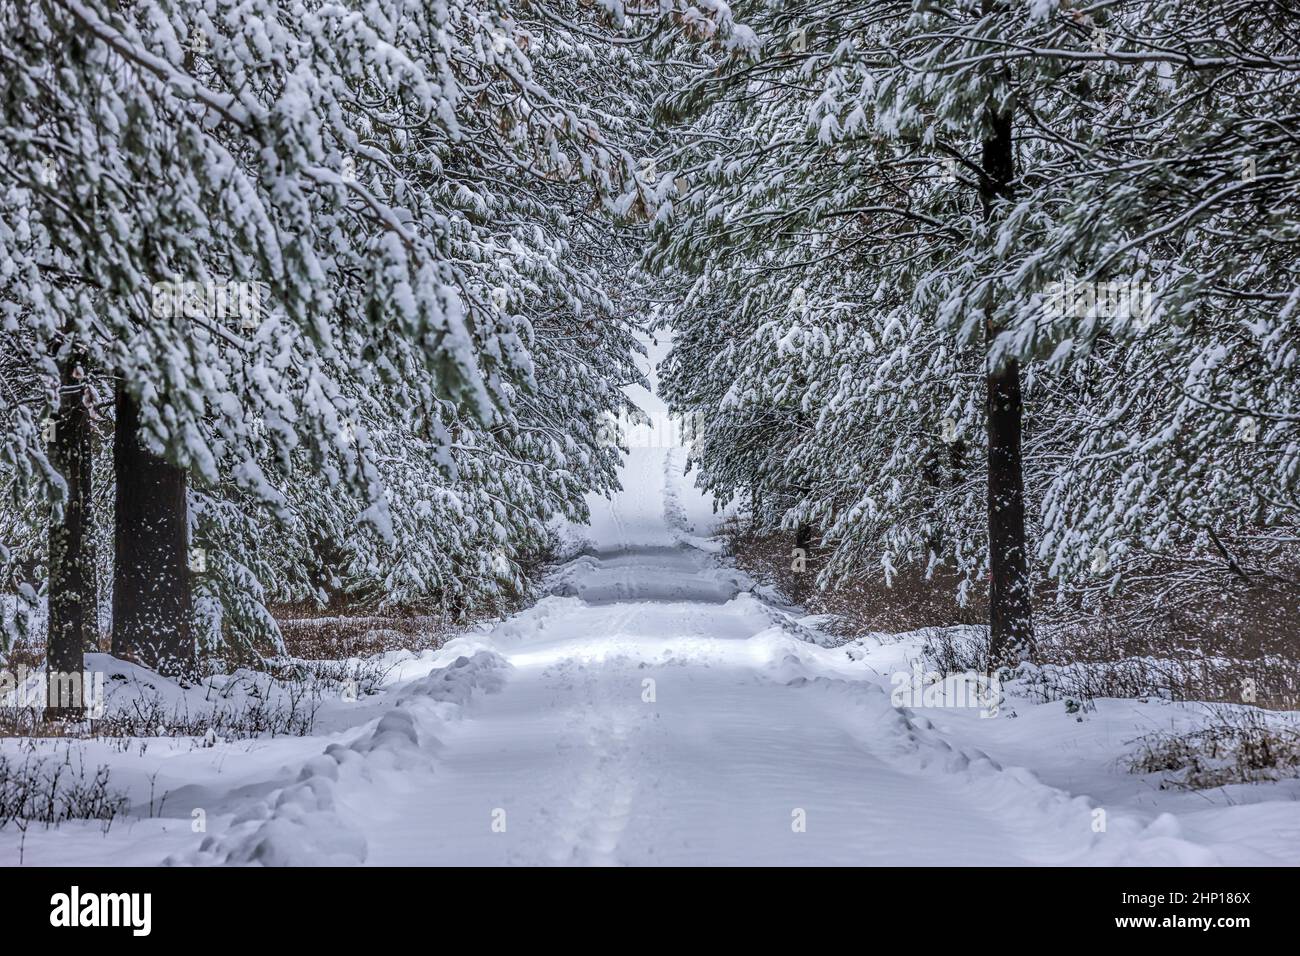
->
111;383;194;676
45;351;95;717
791;520;812;606
985;357;1034;666
981;103;1035;668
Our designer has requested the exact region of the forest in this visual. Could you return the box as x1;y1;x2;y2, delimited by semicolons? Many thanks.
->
1;0;1297;873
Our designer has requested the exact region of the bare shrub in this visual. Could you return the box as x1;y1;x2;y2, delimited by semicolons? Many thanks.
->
1129;706;1300;789
1;673;323;740
917;626;989;675
256;655;394;700
0;750;127;832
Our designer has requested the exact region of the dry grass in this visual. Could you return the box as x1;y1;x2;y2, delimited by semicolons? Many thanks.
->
271;611;452;660
723;521;1300;710
1129;706;1300;789
0;676;323;741
722;517;985;634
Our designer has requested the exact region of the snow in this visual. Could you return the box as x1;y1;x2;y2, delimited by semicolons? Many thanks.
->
3;333;1298;867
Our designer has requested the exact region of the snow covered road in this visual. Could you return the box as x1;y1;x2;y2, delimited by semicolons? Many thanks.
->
336;443;1075;863
301;336;1088;866
180;335;1279;867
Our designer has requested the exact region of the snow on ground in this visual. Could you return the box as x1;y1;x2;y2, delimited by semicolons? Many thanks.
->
3;333;1299;866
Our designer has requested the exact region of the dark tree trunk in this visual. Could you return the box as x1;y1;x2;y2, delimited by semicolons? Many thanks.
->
791;520;812;606
985;357;1034;666
981;104;1035;668
45;351;95;717
111;383;194;676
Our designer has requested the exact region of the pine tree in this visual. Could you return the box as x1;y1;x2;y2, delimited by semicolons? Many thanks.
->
644;0;1300;663
2;0;664;661
45;343;96;710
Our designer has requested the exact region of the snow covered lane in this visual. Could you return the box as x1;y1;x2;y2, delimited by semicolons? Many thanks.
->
159;332;1275;867
349;491;1055;864
304;334;1106;866
362;630;1046;866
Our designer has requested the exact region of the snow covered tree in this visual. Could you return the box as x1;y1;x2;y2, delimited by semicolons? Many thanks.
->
645;0;1039;660
1;0;654;666
992;1;1300;596
646;0;1300;665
